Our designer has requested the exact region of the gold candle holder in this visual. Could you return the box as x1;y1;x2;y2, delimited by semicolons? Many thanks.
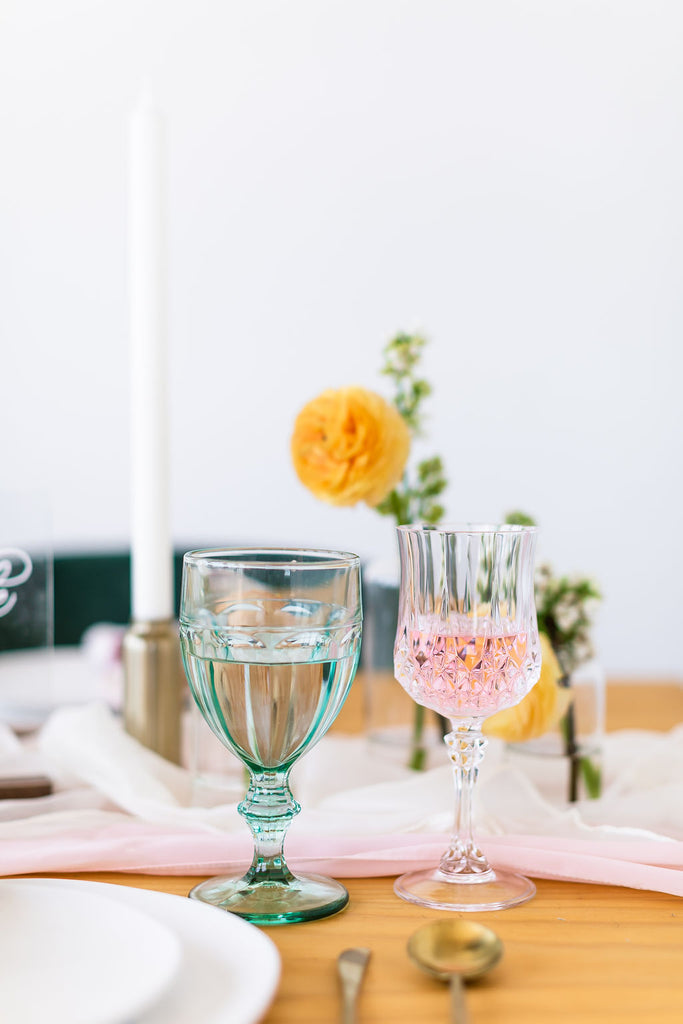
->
122;618;184;764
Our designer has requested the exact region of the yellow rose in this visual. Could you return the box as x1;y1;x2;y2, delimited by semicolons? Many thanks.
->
291;387;411;507
483;633;570;743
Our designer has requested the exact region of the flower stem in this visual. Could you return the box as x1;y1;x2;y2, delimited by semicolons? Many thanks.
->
409;704;427;771
565;706;580;802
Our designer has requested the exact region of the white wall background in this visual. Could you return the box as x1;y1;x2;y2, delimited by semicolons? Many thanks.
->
1;1;681;675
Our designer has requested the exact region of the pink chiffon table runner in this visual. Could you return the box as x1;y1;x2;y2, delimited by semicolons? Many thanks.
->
1;703;683;896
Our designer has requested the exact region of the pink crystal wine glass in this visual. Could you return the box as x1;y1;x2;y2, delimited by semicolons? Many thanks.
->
393;524;542;911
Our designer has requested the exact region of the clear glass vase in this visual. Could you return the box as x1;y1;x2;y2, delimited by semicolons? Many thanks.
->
508;659;605;803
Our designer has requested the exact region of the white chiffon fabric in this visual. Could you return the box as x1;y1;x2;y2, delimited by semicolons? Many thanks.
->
0;701;683;895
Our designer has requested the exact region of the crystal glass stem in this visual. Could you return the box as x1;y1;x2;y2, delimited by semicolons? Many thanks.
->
239;769;300;885
440;722;493;880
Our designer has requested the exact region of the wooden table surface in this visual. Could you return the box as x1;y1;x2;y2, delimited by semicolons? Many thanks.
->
28;679;683;1024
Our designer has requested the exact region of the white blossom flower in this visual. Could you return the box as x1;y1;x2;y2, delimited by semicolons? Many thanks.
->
555;601;581;633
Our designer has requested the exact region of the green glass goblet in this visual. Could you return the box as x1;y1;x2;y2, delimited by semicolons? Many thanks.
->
180;548;362;925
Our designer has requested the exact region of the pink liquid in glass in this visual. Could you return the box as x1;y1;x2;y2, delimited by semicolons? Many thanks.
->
394;627;530;718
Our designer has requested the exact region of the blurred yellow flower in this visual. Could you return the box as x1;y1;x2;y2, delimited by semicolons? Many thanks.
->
483;633;570;743
291;386;411;507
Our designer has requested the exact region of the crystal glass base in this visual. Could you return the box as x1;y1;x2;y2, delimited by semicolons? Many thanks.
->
394;867;536;912
189;871;349;925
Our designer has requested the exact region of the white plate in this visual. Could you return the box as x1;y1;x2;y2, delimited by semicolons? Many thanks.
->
12;879;281;1024
0;879;182;1023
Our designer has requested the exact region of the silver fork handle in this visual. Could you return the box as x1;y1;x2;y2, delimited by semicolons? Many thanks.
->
341;988;358;1024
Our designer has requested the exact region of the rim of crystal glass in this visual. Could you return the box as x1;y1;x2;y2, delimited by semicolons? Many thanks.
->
396;523;537;535
183;547;361;571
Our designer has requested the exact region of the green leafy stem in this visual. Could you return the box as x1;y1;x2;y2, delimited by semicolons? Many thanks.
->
375;334;447;528
374;332;449;769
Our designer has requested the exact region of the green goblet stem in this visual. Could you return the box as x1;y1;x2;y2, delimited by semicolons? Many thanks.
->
238;769;300;885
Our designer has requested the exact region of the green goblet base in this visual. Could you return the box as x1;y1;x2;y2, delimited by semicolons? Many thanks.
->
188;871;349;925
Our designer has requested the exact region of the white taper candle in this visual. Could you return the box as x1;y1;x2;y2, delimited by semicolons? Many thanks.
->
128;91;173;622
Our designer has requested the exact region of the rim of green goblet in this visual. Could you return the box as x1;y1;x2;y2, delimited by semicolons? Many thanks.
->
183;547;361;571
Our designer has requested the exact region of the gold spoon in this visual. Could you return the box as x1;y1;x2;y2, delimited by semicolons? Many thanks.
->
407;920;504;1024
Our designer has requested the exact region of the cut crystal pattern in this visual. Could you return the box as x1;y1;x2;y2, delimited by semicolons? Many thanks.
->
394;626;534;718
